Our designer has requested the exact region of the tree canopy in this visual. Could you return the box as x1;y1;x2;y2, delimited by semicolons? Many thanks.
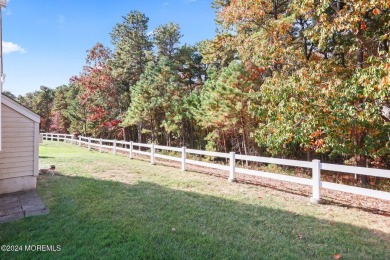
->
12;4;390;179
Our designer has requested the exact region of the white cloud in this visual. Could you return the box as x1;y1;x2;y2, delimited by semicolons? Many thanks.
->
2;41;26;54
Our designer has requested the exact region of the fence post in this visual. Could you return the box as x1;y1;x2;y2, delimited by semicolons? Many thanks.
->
181;146;186;171
50;133;53;141
113;140;117;155
311;159;321;203
78;136;81;146
151;143;155;165
71;135;74;145
228;152;236;182
99;139;102;153
129;141;133;159
88;137;91;151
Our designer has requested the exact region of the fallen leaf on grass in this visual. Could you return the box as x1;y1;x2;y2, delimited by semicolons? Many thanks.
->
298;233;303;240
333;253;342;259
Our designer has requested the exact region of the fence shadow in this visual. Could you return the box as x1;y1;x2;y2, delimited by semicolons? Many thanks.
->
41;139;390;218
42;135;390;204
1;173;389;259
120;154;390;217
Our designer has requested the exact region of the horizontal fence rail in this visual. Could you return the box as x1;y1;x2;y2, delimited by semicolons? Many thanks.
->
41;133;390;202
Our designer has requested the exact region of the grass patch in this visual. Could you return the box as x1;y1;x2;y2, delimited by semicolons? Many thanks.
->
1;141;389;259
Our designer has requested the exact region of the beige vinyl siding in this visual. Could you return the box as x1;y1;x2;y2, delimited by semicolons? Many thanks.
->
2;136;34;142
2;132;34;138
0;161;34;170
3;123;34;129
1;127;34;133
2;141;34;148
0;156;34;164
0;103;35;181
0;167;34;179
0;151;34;159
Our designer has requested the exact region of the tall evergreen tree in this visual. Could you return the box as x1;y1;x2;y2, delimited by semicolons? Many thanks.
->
110;10;153;91
153;22;182;59
51;85;72;133
110;10;153;141
195;61;262;154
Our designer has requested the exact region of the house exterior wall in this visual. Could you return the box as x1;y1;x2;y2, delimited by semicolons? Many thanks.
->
0;103;38;195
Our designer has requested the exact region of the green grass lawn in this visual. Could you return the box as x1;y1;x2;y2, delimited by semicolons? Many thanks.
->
1;141;389;259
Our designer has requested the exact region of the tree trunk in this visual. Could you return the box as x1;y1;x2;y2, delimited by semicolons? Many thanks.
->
151;120;155;143
240;116;249;167
356;154;369;185
137;122;142;144
272;1;278;20
306;150;311;161
357;47;364;69
383;39;389;53
222;131;227;153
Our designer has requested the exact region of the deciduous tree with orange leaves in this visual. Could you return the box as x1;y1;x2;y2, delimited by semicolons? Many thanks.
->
212;0;390;182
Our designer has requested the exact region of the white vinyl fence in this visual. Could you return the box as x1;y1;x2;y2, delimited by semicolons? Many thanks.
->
41;133;390;202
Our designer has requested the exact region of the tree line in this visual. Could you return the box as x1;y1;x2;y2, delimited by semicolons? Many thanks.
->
6;1;390;177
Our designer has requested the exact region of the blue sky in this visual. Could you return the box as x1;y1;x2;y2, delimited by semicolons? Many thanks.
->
2;0;216;96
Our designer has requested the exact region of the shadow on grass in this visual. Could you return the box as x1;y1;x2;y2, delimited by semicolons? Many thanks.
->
142;156;390;217
39;156;55;159
128;153;390;218
236;178;390;217
1;173;389;259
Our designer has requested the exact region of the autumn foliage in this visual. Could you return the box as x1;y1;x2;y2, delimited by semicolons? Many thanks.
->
14;2;390;177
